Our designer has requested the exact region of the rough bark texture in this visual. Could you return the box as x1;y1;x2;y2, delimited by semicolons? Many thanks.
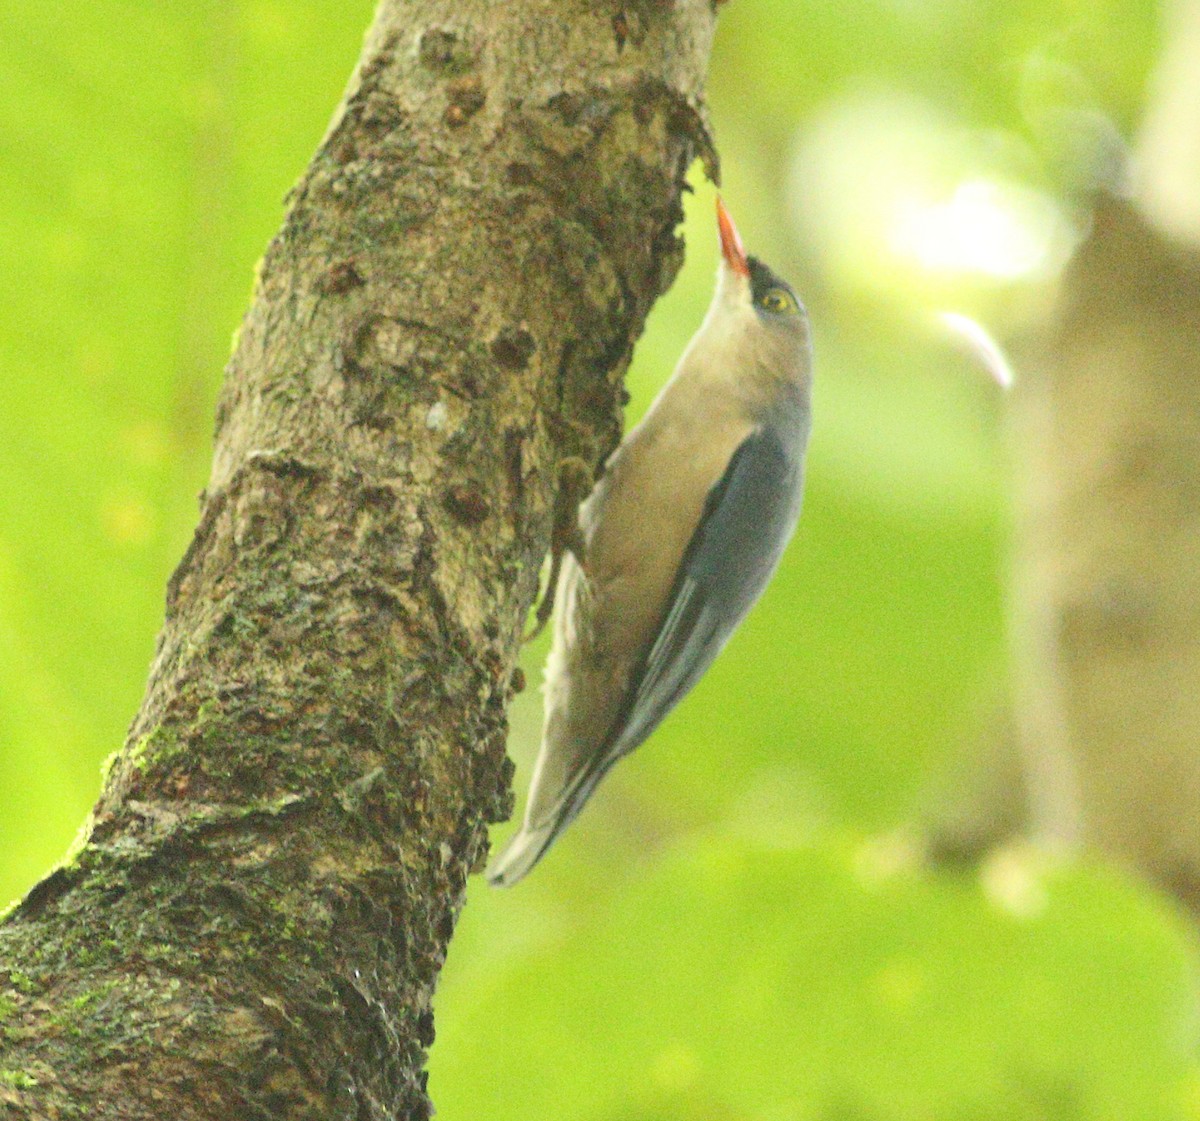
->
0;2;717;1115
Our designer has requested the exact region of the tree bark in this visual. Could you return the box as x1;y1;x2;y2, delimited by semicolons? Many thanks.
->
0;2;717;1115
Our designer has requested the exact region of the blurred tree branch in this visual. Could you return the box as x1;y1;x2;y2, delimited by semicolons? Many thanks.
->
1011;194;1200;906
0;1;716;1115
929;0;1200;917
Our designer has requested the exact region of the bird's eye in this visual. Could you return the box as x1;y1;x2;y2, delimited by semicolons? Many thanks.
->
759;288;795;314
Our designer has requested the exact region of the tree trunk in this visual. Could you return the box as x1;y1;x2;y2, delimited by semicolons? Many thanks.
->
1011;195;1200;906
0;2;717;1115
926;6;1200;913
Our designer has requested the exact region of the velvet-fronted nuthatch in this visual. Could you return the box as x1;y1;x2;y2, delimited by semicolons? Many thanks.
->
489;198;813;886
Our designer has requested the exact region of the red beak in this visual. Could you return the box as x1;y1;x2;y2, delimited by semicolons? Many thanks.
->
716;196;750;278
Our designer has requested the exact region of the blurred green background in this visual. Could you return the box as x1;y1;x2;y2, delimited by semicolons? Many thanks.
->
2;2;1197;1118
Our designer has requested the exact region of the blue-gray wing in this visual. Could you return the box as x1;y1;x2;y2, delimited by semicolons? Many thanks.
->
609;419;806;758
487;413;810;882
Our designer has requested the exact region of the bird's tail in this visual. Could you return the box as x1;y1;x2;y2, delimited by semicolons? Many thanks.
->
486;820;557;888
486;753;617;887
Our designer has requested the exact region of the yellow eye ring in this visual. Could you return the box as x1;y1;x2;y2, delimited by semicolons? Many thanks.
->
760;288;793;313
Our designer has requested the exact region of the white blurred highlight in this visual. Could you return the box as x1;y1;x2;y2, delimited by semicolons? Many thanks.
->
937;310;1015;390
980;844;1052;921
891;180;1055;279
788;91;1070;289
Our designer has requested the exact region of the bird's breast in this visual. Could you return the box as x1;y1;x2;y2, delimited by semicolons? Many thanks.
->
578;404;754;663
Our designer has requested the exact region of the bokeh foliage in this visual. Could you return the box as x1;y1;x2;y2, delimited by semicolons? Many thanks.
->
0;2;1195;1118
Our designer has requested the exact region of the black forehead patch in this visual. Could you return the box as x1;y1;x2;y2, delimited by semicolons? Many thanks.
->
747;256;798;307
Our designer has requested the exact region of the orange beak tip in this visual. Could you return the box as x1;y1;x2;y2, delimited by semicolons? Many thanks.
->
716;196;750;277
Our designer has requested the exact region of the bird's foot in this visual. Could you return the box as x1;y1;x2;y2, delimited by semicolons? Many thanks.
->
524;456;592;642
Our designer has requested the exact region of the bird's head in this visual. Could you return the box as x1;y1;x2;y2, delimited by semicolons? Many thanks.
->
709;197;811;388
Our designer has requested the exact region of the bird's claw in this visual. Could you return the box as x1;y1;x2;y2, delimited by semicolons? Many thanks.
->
524;457;592;642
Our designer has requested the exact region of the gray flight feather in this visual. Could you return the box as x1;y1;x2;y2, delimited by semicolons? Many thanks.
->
612;391;810;758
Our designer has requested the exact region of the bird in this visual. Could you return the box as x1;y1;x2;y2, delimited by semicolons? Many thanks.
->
488;197;813;886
